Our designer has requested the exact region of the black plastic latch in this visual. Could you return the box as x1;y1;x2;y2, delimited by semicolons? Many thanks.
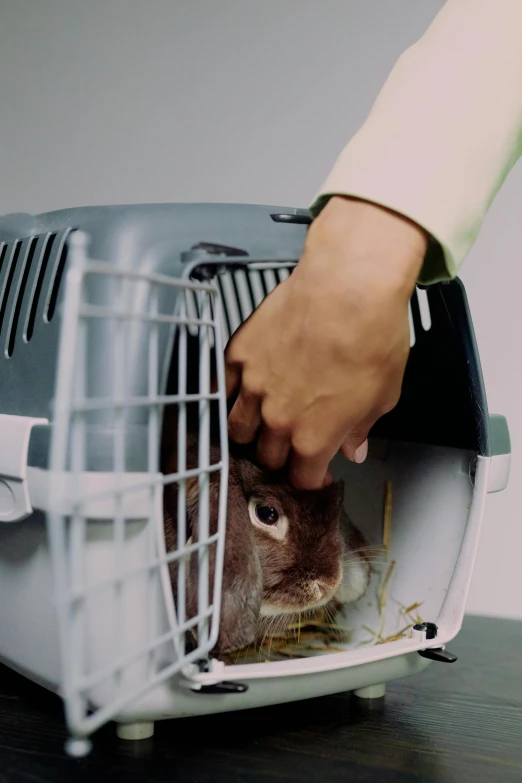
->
189;660;249;694
413;622;438;640
190;242;249;257
194;681;249;695
181;242;249;281
418;647;458;664
413;623;458;663
270;213;312;225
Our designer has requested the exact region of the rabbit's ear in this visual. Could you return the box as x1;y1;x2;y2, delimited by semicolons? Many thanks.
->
215;462;262;652
186;458;262;653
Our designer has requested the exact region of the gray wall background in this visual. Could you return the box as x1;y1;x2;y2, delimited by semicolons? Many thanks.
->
1;0;520;618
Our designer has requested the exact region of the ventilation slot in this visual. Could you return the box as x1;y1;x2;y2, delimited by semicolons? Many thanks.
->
26;233;56;342
275;267;291;283
0;241;22;338
183;289;216;348
409;288;432;348
217;274;241;343
6;237;39;357
0;244;7;275
245;269;266;309
408;302;415;348
417;288;432;331
185;289;200;337
46;235;71;322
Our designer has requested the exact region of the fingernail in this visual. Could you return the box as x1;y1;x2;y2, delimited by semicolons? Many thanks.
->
354;440;368;464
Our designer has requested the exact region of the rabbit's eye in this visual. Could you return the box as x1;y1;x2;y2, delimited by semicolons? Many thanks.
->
255;504;279;525
248;498;288;540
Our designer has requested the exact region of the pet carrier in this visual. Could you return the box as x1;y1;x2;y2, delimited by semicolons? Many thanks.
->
0;203;510;756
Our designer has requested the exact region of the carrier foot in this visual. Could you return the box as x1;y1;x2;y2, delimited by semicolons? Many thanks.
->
353;683;386;701
64;737;92;757
116;721;155;741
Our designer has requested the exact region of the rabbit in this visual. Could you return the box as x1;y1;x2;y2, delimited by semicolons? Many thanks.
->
163;439;371;653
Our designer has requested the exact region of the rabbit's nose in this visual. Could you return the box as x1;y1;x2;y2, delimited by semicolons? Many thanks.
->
311;580;328;601
311;579;340;602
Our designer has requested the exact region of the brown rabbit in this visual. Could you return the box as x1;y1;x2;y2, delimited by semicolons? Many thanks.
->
163;440;370;653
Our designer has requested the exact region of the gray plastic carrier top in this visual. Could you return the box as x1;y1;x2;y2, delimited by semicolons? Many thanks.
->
0;201;498;464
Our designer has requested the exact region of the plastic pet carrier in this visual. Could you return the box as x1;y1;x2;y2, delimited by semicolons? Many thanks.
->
0;204;511;756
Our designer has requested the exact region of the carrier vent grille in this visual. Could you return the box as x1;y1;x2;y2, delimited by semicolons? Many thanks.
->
0;228;73;356
216;265;432;348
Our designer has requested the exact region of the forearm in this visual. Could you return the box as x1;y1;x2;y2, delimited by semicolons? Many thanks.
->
311;0;522;283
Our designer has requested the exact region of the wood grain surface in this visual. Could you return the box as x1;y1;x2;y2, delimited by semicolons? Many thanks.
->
0;615;521;783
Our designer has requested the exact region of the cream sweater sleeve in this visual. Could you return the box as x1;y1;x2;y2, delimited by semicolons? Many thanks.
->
310;0;522;284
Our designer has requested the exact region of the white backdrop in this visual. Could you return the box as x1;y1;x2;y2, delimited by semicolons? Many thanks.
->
1;0;519;618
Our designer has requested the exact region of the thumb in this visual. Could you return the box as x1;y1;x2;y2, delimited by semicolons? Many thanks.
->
341;435;369;464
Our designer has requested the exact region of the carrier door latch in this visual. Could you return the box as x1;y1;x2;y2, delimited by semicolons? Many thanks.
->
0;414;48;523
418;647;458;663
194;680;249;695
413;622;458;664
270;212;312;225
181;242;249;281
181;658;249;695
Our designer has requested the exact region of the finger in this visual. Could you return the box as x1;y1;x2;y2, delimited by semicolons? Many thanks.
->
228;390;262;444
341;435;369;464
256;428;291;472
224;360;242;400
288;442;339;491
322;470;333;487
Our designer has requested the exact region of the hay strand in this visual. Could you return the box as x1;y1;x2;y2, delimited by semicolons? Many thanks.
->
383;479;392;558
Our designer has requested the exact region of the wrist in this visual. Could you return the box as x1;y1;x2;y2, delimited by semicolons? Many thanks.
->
307;195;428;295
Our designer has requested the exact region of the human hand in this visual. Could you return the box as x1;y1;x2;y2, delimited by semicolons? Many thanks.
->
225;196;428;490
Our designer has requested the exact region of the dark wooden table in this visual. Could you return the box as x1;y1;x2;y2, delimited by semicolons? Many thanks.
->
0;615;521;783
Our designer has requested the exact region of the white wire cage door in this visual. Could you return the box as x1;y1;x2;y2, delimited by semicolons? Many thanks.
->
46;231;229;742
45;231;428;747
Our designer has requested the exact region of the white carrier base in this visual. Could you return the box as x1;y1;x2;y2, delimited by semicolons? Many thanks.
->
0;444;494;729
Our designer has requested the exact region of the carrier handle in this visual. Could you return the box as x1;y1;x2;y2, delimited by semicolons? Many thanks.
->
0;414;49;522
487;414;511;494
